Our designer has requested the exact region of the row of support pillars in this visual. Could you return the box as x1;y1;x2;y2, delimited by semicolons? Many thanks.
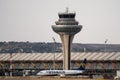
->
0;61;119;70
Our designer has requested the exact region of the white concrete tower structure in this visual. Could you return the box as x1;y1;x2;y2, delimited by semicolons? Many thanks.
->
52;9;82;70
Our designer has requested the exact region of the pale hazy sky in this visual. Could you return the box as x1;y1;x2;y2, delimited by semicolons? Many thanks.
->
0;0;120;44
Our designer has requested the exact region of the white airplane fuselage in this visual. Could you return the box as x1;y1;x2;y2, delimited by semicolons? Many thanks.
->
37;70;84;76
37;58;87;76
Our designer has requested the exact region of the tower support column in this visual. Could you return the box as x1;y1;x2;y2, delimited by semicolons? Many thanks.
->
60;34;74;70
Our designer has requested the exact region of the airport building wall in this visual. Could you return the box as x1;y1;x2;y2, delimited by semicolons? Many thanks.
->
0;52;120;77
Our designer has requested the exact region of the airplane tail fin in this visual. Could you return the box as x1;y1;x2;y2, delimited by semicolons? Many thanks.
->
78;58;87;70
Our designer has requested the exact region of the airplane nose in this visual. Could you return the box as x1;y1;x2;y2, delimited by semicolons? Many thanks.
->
37;73;40;75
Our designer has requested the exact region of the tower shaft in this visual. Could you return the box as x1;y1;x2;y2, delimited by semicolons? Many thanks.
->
60;34;74;70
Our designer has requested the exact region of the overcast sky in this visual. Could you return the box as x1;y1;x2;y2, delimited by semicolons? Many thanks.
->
0;0;120;44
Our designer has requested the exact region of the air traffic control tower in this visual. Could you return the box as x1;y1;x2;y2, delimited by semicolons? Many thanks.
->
52;9;82;70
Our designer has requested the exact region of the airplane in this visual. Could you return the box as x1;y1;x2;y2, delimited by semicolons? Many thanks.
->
37;58;87;76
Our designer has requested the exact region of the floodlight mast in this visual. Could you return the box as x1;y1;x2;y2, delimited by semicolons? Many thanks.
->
52;37;56;70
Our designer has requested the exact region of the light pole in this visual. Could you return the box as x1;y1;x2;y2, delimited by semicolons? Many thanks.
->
105;39;108;52
52;37;56;70
10;53;12;77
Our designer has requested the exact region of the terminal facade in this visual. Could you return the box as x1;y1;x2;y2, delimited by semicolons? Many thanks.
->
0;52;120;78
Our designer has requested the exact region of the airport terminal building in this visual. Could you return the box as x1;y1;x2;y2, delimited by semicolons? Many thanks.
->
0;52;120;78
